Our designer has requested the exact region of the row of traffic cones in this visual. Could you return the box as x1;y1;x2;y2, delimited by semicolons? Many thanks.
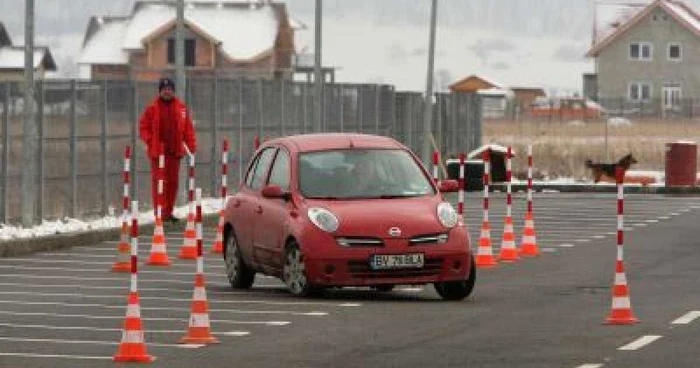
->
114;190;219;363
474;207;540;267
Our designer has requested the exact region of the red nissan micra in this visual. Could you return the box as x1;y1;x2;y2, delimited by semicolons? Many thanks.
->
222;133;475;300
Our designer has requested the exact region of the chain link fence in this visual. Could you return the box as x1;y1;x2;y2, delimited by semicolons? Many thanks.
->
0;78;482;224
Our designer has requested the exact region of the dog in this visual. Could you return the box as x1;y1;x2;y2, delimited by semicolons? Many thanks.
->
585;154;638;183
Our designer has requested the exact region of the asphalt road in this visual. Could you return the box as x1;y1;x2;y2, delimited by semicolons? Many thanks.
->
0;192;698;367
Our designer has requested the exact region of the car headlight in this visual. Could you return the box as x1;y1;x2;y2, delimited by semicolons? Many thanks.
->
308;207;340;233
437;202;458;228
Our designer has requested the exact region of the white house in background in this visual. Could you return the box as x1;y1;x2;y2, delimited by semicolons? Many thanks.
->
0;22;57;82
449;74;545;119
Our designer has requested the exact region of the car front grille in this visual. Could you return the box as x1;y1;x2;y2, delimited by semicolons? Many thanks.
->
336;237;385;247
409;233;448;246
347;257;444;279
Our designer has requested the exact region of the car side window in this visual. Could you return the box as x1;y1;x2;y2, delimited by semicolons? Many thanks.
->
248;148;277;190
245;154;262;188
267;150;291;191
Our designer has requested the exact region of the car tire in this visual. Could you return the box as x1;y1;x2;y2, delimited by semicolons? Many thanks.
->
283;242;322;297
373;285;395;292
434;256;476;301
224;230;255;289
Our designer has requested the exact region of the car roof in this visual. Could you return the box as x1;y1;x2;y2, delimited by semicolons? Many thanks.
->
266;133;405;153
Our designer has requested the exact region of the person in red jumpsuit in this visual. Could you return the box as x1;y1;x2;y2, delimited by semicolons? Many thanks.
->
139;77;197;223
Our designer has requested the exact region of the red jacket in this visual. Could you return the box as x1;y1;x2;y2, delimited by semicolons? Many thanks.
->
139;96;197;159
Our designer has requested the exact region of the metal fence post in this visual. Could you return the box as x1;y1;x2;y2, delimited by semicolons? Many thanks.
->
281;79;286;136
211;78;219;196
258;79;264;140
69;80;78;218
1;82;9;223
36;81;44;221
101;80;108;216
375;85;380;134
358;85;363;133
238;78;244;185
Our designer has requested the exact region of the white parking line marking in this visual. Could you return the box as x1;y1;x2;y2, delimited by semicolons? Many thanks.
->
0;336;203;348
0;310;291;326
398;287;424;292
672;311;700;325
0;257;225;270
0;300;328;316
0;353;111;361
576;239;591;243
0;322;249;336
0;264;217;277
0;290;358;308
576;364;603;368
658;216;671;220
645;219;659;223
558;244;575;248
539;248;558;253
633;223;647;227
0;273;230;286
618;335;663;351
670;213;680;216
592;235;606;239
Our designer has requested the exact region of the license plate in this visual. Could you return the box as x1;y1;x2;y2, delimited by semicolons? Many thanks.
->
370;254;424;270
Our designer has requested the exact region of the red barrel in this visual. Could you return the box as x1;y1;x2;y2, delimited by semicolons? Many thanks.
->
665;142;697;187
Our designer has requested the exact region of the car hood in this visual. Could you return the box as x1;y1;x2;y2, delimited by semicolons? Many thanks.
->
303;196;448;239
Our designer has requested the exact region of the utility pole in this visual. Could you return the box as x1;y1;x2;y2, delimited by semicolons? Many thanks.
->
313;0;322;132
22;0;37;226
421;0;438;167
176;0;186;103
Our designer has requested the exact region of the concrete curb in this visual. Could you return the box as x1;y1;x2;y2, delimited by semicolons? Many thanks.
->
0;214;221;258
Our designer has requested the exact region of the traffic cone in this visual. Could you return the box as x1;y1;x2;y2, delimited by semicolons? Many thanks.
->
519;211;540;256
147;217;171;266
498;215;520;262
111;220;131;272
180;273;220;345
211;210;224;254
113;292;155;363
605;260;639;325
475;220;497;268
179;211;197;260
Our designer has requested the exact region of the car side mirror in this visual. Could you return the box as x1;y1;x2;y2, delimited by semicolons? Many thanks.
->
262;184;291;201
438;180;460;193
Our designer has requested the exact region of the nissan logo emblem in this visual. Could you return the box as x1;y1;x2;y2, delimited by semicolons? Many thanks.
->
389;227;402;237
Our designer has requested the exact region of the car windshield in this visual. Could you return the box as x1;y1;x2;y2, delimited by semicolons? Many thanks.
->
299;149;436;199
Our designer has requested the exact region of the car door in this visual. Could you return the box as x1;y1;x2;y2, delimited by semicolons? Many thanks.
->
237;147;277;268
254;148;292;273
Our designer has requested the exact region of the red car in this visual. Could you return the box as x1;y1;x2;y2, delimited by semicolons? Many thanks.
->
222;133;475;300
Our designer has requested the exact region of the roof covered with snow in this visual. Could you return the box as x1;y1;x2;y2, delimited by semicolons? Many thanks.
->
0;47;56;70
79;0;283;65
589;0;700;56
467;144;516;159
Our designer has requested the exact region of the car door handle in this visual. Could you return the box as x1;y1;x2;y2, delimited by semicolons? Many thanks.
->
255;205;263;214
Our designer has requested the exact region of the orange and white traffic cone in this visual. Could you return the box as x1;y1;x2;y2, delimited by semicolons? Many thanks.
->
112;146;132;273
519;211;540;257
519;145;540;257
211;210;224;254
604;259;639;325
147;154;171;266
211;139;229;254
179;211;197;260
114;201;155;363
498;147;519;263
475;150;497;268
605;167;639;325
181;188;220;345
498;215;520;262
112;219;131;272
180;151;197;260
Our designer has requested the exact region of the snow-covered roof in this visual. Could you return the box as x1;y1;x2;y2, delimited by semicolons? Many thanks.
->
467;144;516;159
79;20;129;64
80;1;282;65
590;1;700;56
0;47;56;70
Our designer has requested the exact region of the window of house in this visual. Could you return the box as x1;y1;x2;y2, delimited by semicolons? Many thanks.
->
167;38;196;66
668;43;682;61
630;42;652;61
629;82;652;102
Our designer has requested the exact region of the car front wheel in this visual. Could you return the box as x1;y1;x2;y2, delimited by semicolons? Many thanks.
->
434;256;475;301
224;231;255;289
283;242;322;297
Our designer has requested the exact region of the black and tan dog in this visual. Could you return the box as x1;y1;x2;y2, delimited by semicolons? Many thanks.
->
585;154;638;183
